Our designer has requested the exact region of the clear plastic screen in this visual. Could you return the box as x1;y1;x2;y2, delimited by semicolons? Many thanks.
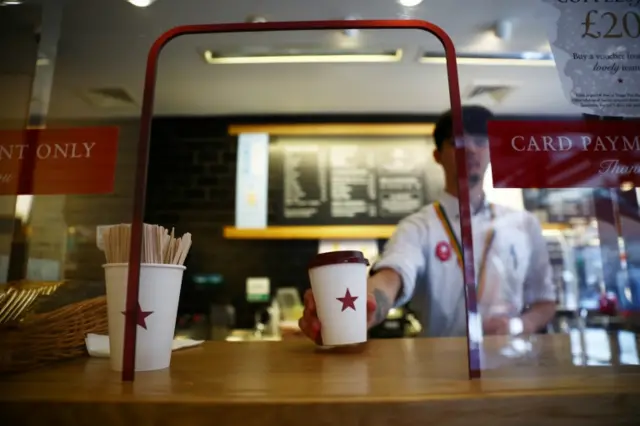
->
462;7;640;404
0;0;480;394
2;0;636;421
0;0;141;375
469;177;640;380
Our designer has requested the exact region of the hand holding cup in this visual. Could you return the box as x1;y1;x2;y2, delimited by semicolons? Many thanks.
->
298;289;377;345
299;250;372;346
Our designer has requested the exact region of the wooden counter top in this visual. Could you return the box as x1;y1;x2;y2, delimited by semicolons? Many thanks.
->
1;335;639;426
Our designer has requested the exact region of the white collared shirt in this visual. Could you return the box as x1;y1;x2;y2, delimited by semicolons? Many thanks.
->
372;192;555;337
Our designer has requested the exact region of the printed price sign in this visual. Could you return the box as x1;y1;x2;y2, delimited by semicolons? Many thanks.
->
538;0;640;117
0;127;119;195
582;8;640;39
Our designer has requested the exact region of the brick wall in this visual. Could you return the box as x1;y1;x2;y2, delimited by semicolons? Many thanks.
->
146;118;318;328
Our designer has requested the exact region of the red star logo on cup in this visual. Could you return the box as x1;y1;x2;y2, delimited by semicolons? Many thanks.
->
337;288;358;312
435;241;451;262
122;302;154;330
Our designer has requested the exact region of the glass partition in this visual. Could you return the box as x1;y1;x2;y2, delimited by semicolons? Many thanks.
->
3;0;478;380
1;0;637;395
471;24;640;380
0;0;140;375
133;21;466;378
0;2;41;288
469;0;640;378
469;181;640;371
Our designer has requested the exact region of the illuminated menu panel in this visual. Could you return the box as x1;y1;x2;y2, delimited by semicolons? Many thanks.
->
273;138;429;225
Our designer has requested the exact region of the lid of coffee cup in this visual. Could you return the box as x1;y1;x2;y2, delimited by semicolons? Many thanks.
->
308;250;370;269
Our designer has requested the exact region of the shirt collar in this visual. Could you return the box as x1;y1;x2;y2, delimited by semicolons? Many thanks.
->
437;192;460;218
437;192;489;219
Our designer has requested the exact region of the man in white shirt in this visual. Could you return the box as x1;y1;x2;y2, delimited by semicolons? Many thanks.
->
299;106;556;342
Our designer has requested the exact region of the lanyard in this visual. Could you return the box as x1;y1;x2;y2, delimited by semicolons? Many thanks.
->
433;201;496;300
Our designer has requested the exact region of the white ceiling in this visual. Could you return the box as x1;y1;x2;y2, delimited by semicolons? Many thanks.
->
1;0;583;121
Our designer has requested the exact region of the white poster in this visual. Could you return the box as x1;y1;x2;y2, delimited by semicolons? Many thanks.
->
235;133;269;229
538;0;640;117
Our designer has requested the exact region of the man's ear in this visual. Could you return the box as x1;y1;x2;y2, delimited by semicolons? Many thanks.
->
432;148;442;165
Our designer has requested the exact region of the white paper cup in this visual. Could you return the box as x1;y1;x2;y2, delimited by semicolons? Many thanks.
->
308;251;369;346
103;263;185;372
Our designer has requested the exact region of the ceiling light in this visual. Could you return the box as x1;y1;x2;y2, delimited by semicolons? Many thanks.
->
203;49;403;64
398;0;423;6
127;0;157;7
0;0;26;5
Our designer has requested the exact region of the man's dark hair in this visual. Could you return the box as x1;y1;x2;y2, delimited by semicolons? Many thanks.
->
433;105;495;150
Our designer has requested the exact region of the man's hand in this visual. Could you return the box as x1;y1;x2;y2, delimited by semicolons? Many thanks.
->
298;289;377;345
482;316;511;335
483;316;533;336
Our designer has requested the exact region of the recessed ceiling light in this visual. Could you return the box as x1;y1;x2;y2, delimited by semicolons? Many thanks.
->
398;0;423;6
203;49;404;64
127;0;157;7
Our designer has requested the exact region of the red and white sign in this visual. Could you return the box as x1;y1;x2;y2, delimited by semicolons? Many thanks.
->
435;241;451;262
0;127;119;195
488;120;640;189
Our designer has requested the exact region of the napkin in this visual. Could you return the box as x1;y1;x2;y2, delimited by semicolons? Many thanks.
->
85;333;204;358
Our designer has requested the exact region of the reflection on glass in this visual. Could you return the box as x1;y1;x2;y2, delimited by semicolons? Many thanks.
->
475;208;544;365
14;195;33;222
483;165;525;211
570;329;639;366
499;337;533;359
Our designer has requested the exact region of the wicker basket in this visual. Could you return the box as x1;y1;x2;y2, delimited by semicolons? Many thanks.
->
0;295;108;375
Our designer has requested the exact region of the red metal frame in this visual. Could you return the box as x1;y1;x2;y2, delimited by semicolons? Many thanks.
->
125;19;479;381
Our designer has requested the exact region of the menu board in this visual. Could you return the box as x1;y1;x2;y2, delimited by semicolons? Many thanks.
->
270;138;430;225
376;145;426;218
282;144;328;220
327;144;376;219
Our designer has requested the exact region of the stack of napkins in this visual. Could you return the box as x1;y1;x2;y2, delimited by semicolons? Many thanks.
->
85;333;204;358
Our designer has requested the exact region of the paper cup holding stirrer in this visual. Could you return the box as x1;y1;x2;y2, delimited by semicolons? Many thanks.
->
101;224;192;372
